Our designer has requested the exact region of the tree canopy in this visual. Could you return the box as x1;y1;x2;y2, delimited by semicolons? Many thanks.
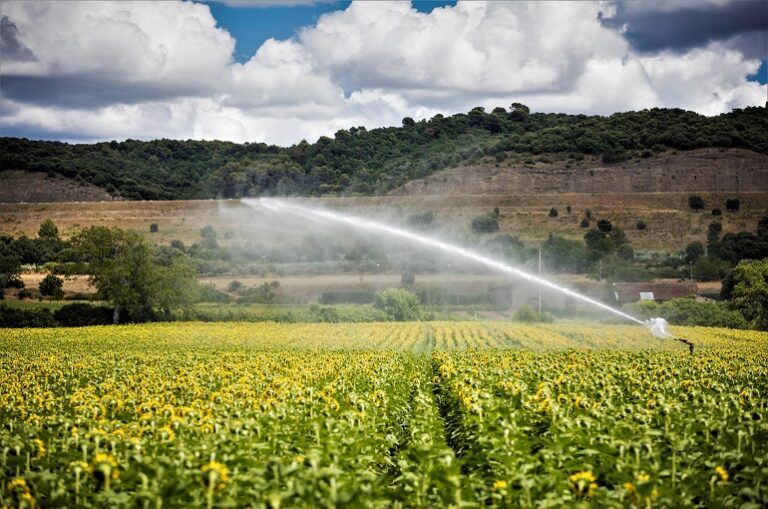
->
2;105;765;200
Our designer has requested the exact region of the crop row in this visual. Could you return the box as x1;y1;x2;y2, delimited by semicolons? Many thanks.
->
2;322;767;507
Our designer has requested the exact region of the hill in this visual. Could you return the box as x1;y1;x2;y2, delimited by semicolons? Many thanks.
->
1;105;766;201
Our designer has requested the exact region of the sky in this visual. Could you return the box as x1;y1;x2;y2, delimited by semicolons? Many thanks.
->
0;0;766;146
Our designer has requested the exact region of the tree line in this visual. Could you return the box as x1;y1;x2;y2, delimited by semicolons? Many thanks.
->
1;105;765;200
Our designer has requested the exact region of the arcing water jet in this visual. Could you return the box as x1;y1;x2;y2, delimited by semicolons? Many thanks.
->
250;198;692;351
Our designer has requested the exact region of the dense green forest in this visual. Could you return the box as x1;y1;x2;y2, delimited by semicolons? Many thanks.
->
2;105;766;200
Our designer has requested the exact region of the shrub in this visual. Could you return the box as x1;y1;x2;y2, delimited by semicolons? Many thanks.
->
53;303;114;327
149;223;159;233
580;218;590;228
228;280;244;293
0;305;56;327
636;221;647;230
514;305;554;323
471;214;499;233
688;195;705;210
712;208;722;216
624;297;748;329
684;241;705;264
373;288;422;321
548;208;558;218
39;273;64;300
566;205;572;214
199;284;230;303
725;198;740;212
406;212;434;228
597;219;613;232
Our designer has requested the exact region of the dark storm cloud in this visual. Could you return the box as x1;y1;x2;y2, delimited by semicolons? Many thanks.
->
602;0;768;58
2;74;212;109
1;15;36;62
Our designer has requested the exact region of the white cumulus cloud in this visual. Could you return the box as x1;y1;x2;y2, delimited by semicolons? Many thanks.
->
0;0;764;145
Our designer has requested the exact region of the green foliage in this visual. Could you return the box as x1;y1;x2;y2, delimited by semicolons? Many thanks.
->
471;213;499;233
228;280;243;293
725;198;740;211
729;259;768;330
38;273;64;300
0;304;56;327
692;256;731;280
635;220;646;230
624;297;748;329
0;255;23;288
71;226;198;323
542;234;588;273
236;281;281;304
597;219;612;232
548;207;558;218
53;303;114;326
688;195;705;210
580;218;590;228
373;288;422;321
3;106;765;199
198;284;231;303
707;221;723;257
406;212;434;228
685;241;705;263
513;304;555;323
38;219;59;240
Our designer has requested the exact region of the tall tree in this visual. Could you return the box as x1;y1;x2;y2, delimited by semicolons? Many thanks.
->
71;227;197;324
729;259;768;330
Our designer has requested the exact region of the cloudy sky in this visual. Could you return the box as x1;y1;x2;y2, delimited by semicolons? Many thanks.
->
1;0;766;146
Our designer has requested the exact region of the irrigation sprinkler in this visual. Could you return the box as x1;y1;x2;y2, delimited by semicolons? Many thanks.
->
252;198;697;353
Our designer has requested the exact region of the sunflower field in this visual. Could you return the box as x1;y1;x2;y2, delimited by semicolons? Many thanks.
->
1;321;767;508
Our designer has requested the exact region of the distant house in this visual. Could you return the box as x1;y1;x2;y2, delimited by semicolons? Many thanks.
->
612;282;698;304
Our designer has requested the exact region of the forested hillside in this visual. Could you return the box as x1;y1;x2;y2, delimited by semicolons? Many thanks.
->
2;105;766;200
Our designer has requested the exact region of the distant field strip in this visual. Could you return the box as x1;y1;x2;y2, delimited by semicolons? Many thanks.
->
4;321;764;351
2;322;767;507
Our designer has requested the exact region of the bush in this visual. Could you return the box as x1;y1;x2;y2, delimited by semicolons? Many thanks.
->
0;305;56;327
471;214;499;233
711;208;722;216
373;288;422;321
513;305;555;323
580;218;590;228
548;207;558;218
688;195;705;210
149;223;159;233
597;219;613;232
198;284;230;303
624;297;748;329
53;303;114;327
725;198;740;212
407;212;434;228
636;221;647;230
685;241;705;264
228;280;244;293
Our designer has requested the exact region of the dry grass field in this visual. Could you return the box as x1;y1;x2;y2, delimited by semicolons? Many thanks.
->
1;191;766;251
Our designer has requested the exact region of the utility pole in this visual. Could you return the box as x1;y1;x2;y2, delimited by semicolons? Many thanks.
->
538;248;542;314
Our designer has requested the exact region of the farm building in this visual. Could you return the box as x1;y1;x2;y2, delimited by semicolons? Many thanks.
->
612;282;699;304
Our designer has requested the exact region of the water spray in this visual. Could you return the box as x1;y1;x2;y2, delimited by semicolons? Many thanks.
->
251;198;694;353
